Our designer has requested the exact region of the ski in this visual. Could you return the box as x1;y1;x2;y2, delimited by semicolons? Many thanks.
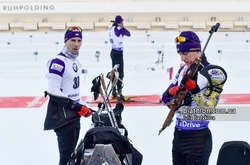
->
85;94;162;106
86;99;161;105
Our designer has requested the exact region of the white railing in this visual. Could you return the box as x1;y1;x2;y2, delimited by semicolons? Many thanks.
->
0;21;249;31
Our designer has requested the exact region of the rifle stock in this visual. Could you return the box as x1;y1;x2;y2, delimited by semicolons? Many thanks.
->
165;90;188;125
158;58;201;135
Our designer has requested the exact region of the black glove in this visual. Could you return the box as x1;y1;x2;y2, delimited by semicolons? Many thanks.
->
91;76;101;100
113;102;124;124
98;102;105;110
70;102;82;112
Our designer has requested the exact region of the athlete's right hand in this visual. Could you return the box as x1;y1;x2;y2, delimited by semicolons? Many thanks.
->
77;105;93;117
169;86;180;96
71;102;93;117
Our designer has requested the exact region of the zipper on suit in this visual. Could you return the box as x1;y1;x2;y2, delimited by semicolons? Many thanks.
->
63;106;67;118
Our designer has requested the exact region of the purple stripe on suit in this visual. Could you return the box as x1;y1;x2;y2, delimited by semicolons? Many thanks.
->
49;58;65;77
114;26;131;37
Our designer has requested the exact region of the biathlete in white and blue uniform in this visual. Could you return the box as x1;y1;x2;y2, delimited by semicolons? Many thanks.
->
162;31;227;165
44;26;93;165
109;15;131;100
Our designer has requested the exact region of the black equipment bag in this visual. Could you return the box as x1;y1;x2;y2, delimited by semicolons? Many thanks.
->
217;141;250;165
68;102;143;165
83;126;132;154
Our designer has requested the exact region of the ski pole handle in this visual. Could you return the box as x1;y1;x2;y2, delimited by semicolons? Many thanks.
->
108;64;119;81
99;85;104;97
113;64;119;70
209;22;220;34
109;70;115;82
100;74;107;91
106;65;119;97
111;72;119;89
109;64;119;89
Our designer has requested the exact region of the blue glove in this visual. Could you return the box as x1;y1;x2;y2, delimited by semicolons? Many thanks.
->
161;88;173;104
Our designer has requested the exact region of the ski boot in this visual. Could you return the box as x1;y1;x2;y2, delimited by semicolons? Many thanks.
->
112;91;118;100
118;90;131;102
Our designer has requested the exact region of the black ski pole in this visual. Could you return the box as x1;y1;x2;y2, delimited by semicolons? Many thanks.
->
100;74;119;129
201;23;220;56
99;84;118;128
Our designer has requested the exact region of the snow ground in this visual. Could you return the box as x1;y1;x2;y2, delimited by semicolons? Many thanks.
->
0;31;250;165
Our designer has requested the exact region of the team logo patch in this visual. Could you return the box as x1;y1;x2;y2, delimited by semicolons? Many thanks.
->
72;63;78;72
50;63;64;72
